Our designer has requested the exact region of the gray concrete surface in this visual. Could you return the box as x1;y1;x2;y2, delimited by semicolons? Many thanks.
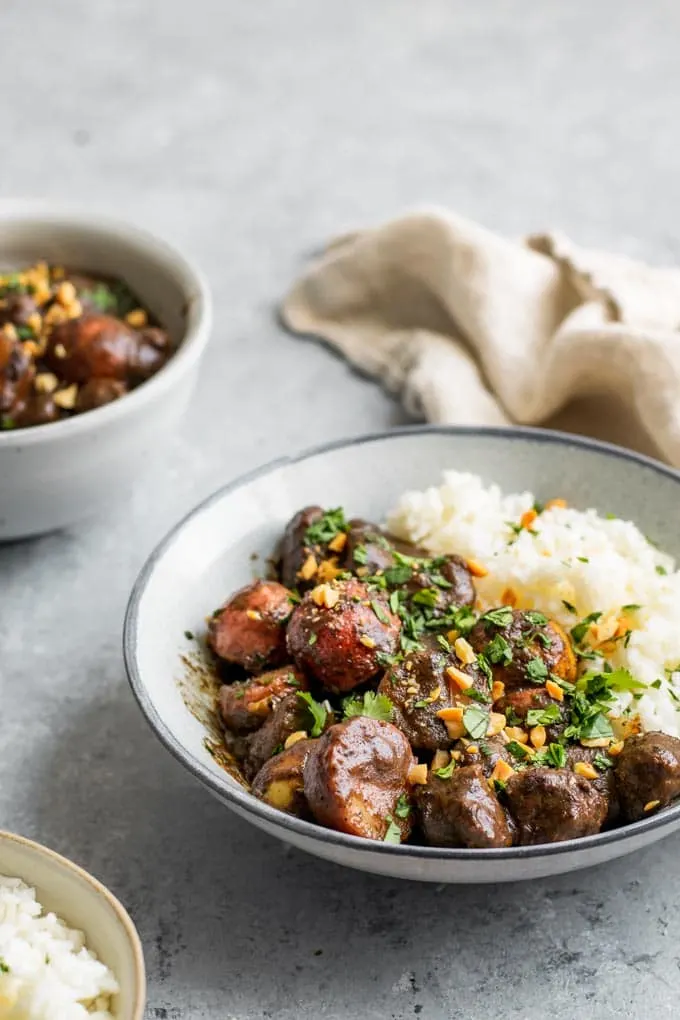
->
2;1;680;1016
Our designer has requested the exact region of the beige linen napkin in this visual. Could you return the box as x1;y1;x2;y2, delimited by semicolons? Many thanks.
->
281;208;680;467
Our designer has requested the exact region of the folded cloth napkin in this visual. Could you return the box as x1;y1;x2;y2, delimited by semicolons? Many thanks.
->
281;208;680;467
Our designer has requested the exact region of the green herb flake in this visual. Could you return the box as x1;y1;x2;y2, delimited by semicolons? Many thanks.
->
383;816;402;844
656;565;668;576
547;743;567;768
434;759;456;779
0;959;9;973
411;587;440;609
526;703;561;727
593;753;613;771
506;740;531;761
183;630;194;640
571;611;602;645
353;544;368;565
462;704;490;740
561;600;578;614
305;507;349;546
308;632;318;646
342;690;393;723
436;634;452;654
485;633;513;666
481;606;514;629
298;691;328;736
577;556;590;563
394;794;411;819
384;564;413;586
524;610;549;627
371;600;390;625
525;657;549;683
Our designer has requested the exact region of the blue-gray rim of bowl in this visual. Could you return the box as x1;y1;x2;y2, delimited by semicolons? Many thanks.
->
123;424;680;861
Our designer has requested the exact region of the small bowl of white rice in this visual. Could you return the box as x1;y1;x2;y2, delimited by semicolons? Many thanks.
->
0;831;145;1019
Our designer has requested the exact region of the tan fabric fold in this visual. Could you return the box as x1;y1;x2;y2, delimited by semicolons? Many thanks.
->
281;208;680;467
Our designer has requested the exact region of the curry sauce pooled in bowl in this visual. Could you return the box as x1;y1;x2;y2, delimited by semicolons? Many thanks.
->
0;261;172;430
204;474;680;850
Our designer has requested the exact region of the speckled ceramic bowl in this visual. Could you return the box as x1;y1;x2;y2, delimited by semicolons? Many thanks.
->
124;426;680;883
0;830;145;1017
0;201;212;540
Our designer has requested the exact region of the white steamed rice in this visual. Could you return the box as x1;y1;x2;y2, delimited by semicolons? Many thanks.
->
0;876;118;1019
388;470;680;736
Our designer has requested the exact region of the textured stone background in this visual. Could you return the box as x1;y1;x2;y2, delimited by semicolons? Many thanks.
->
2;1;680;1017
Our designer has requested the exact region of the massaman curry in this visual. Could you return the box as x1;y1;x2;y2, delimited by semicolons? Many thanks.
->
0;262;172;430
204;506;680;848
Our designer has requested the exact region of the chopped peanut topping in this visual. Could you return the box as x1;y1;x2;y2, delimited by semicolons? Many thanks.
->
491;680;505;702
487;712;507;737
408;763;428;785
574;762;598;780
26;312;42;334
446;664;473;692
431;750;450;771
608;740;625;757
465;744;479;755
425;685;442;704
56;281;77;307
45;304;68;327
34;372;59;395
612;716;642;740
51;265;66;281
284;730;308;749
501;587;517;607
2;323;17;341
443;719;466;740
466;558;488;578
520;509;538;530
589;610;619;646
545;498;567;510
580;736;611;749
446;629;459;644
529;725;546;749
436;707;464;722
52;342;68;360
316;558;341;583
545;679;564;702
310;583;340;609
359;635;376;649
53;384;78;410
504;726;529;743
327;532;348;553
454;637;476;665
125;308;148;328
644;800;661;812
489;760;515;787
245;609;262;621
298;554;318;581
451;750;463;761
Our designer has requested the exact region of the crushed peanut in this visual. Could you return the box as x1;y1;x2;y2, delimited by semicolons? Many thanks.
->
26;312;42;334
425;685;442;704
2;323;18;341
56;281;78;307
34;372;59;395
53;384;78;410
501;587;517;607
454;637;476;665
359;635;376;649
125;307;148;328
573;762;599;780
520;508;538;530
465;745;479;755
608;740;625;757
491;680;505;702
327;532;348;553
431;750;450;771
580;736;611;749
466;558;488;578
644;800;661;812
310;583;340;609
545;679;564;702
489;759;515;787
529;725;546;749
44;304;69;327
446;664;473;692
245;609;262;621
504;726;529;743
284;730;308;749
298;554;318;581
487;712;507;737
408;763;428;785
316;558;341;582
545;498;567;510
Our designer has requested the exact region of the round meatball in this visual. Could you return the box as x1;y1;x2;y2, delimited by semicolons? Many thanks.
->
405;554;475;611
219;667;307;733
344;519;423;576
565;745;619;825
469;609;576;692
614;732;680;822
251;738;317;818
76;377;127;412
414;765;514;848
208;579;293;672
45;313;137;383
0;333;34;414
286;578;401;693
504;767;607;844
303;717;414;841
13;392;60;427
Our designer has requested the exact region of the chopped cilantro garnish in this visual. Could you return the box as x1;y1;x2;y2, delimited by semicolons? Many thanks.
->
436;634;452;653
411;587;440;608
383;564;413;586
547;743;567;768
371;600;390;625
462;704;489;739
353;544;368;565
389;589;401;615
308;632;318;645
526;703;561;727
394;793;411;819
481;606;514;629
570;611;602;645
434;759;456;779
561;600;577;614
485;633;513;666
524;610;549;626
463;686;491;704
656;565;668;576
0;959;9;973
593;753;613;771
298;691;327;736
305;508;349;546
376;650;402;668
342;690;393;722
183;630;194;640
383;816;402;844
525;657;549;683
506;741;531;761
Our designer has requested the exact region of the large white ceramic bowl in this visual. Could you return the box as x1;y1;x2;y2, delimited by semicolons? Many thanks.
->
0;201;212;540
0;830;145;1018
124;426;680;883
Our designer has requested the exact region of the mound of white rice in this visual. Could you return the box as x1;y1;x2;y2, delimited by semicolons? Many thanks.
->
0;876;118;1019
388;470;680;736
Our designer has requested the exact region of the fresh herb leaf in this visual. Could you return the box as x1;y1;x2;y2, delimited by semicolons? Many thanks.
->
436;634;452;653
463;704;490;739
353;544;368;565
579;712;614;740
81;282;118;313
547;743;567;768
593;753;613;771
533;500;545;514
463;686;491;704
524;610;549;626
525;657;549;683
308;632;318;645
394;794;411;819
571;611;602;645
485;633;513;666
562;600;577;614
434;759;456;779
0;959;9;973
481;606;514;629
526;703;561;727
389;590;401;615
506;740;532;761
384;564;413;586
476;653;493;683
305;508;349;546
376;650;402;668
577;556;590;563
371;599;390;625
183;630;194;640
383;816;402;844
342;690;393;722
298;691;328;736
656;565;668;576
412;587;440;608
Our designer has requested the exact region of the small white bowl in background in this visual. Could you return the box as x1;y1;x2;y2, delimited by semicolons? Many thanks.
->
0;830;145;1018
0;201;212;541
